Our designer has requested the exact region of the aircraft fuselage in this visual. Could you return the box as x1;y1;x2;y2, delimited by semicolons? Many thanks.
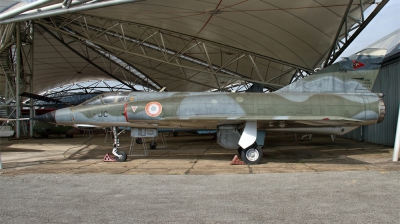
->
44;91;384;131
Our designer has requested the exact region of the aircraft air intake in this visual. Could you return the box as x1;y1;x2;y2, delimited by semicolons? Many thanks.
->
32;111;56;123
124;102;145;122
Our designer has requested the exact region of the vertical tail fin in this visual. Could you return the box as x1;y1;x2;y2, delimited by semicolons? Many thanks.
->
277;48;387;93
245;83;263;92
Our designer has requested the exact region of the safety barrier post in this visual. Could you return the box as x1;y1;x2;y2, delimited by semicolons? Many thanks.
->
0;147;2;171
393;104;400;162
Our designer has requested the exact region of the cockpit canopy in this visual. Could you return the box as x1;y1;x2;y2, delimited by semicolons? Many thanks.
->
81;92;130;105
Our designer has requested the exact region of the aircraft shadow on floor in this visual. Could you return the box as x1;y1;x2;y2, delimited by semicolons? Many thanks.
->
60;134;390;165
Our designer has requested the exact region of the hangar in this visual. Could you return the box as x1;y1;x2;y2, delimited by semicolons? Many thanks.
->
0;0;398;161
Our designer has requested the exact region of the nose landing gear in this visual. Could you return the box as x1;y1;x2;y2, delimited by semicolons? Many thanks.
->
111;126;127;162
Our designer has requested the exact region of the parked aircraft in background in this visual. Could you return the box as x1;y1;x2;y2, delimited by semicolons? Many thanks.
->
34;48;387;164
33;122;77;138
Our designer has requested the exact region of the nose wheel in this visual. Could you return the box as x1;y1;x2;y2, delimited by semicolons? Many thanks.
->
114;151;127;162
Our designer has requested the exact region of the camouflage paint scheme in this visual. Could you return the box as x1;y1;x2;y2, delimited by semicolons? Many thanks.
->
53;49;386;131
53;91;382;129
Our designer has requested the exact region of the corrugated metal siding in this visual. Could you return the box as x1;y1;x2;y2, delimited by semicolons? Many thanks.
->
345;61;400;146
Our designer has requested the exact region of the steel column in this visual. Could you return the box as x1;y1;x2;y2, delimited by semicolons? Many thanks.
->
29;22;34;137
323;0;354;68
16;23;21;138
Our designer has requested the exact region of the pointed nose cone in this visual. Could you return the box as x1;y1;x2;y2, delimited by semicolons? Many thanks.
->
33;111;56;123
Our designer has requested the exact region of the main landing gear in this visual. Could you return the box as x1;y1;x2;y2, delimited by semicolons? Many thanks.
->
135;138;157;149
111;126;127;162
149;141;157;149
238;143;263;165
135;138;143;144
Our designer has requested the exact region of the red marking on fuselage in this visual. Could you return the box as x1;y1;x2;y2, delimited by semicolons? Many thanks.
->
352;60;365;69
124;103;128;122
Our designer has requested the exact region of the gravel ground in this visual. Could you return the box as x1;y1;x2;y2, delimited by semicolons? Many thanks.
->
1;171;399;223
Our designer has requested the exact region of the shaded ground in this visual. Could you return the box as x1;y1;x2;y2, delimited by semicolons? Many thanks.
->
0;132;399;175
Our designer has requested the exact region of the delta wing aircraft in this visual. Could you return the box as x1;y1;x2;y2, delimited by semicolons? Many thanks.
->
34;48;387;164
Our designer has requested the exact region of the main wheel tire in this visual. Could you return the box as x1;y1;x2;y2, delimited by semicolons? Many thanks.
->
237;147;243;157
150;141;157;149
136;138;143;144
240;143;263;165
115;151;127;162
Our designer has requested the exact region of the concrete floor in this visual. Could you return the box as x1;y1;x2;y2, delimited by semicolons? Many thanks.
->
1;132;399;175
1;132;400;223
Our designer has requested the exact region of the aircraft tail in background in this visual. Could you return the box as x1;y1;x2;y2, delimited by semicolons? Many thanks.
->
277;48;387;93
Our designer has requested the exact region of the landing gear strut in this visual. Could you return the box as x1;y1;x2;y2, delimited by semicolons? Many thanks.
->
111;126;127;162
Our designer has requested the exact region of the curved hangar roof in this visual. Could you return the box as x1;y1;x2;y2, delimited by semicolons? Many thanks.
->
0;0;387;93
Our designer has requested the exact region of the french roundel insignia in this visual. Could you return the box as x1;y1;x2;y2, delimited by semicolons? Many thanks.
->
145;102;162;117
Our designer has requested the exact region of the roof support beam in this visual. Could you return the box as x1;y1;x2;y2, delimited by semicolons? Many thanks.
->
43;18;162;91
323;0;389;67
0;0;142;25
247;54;265;83
215;53;246;74
112;19;312;72
36;20;285;89
199;43;220;90
37;24;138;91
324;0;354;67
0;0;57;21
35;13;308;90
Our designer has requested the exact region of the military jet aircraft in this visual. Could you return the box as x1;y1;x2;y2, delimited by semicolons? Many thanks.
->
34;48;387;164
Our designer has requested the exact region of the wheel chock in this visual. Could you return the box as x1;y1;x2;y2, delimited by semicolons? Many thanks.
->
103;153;116;162
230;155;246;165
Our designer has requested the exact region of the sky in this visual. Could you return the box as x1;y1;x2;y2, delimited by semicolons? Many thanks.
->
340;0;400;57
